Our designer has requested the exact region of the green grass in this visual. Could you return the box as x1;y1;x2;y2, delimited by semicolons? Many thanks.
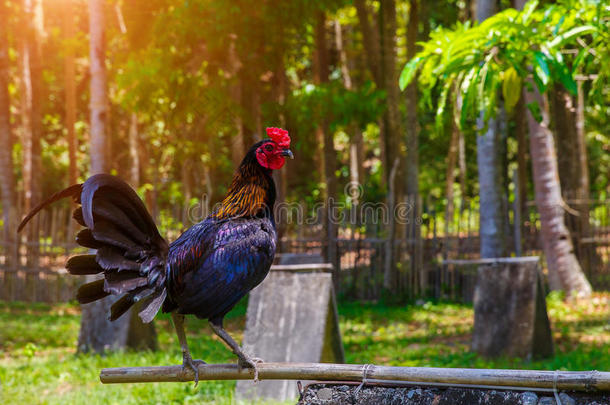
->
340;292;610;370
1;292;608;404
0;300;252;405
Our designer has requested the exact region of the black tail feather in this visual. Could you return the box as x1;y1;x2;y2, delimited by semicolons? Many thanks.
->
108;287;153;321
111;286;157;320
72;208;86;227
66;255;104;275
96;247;140;271
90;220;142;251
18;183;82;233
104;271;148;294
21;174;168;323
138;289;167;323
76;279;110;304
109;293;136;321
81;175;158;235
89;199;149;245
75;229;103;249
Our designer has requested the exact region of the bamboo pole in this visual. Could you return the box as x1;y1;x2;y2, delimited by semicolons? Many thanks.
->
100;363;610;392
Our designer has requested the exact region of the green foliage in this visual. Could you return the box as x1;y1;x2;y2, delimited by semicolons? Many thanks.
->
287;81;384;133
400;0;609;131
104;0;365;209
398;57;422;91
3;0;608;228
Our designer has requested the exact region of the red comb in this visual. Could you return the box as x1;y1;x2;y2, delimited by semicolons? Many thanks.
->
266;127;290;149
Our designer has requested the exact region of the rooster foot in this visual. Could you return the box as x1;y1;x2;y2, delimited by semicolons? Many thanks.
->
237;355;264;382
182;353;206;387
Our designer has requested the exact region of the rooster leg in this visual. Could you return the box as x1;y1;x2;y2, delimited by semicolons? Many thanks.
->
209;317;263;381
172;313;206;386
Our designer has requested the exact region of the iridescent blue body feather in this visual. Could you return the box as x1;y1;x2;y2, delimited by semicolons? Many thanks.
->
163;215;276;320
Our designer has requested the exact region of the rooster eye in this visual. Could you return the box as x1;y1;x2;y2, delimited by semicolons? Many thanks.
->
264;144;274;152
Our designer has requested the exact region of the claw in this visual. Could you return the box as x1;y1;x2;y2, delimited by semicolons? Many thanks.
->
238;355;264;382
182;352;206;387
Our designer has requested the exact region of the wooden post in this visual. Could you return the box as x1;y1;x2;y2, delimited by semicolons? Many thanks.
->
235;264;344;402
275;253;324;265
471;257;553;359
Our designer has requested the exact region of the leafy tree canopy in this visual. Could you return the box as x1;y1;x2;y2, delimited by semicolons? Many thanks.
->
400;0;609;131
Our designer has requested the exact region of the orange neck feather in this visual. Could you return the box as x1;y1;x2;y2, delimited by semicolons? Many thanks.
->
213;161;275;220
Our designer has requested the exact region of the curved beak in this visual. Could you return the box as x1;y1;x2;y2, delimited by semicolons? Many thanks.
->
280;149;294;159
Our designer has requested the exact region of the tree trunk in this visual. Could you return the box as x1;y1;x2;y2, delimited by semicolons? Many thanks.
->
354;0;387;186
128;113;140;187
458;128;467;199
20;0;43;266
550;85;580;201
140;137;157;216
474;0;509;259
334;20;352;91
334;20;365;192
512;0;530;258
354;0;381;87
550;83;596;273
405;0;419;199
455;3;468;204
574;81;591;253
379;0;402;291
88;0;107;174
63;0;78;240
335;18;366;261
379;0;401;190
272;43;288;241
575;81;590;205
523;84;592;297
514;96;529;252
405;0;424;292
383;158;400;291
513;0;527;11
227;35;244;167
348;131;365;192
79;0;157;354
313;12;338;269
0;0;17;267
476;116;509;258
181;157;192;207
445;123;459;240
475;0;496;20
63;0;78;187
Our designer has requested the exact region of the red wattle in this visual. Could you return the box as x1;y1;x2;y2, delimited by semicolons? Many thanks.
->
257;153;285;170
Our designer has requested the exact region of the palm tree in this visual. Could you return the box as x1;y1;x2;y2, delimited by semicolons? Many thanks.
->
400;1;601;296
524;85;591;296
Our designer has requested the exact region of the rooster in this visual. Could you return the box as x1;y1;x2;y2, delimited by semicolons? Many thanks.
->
18;127;293;384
